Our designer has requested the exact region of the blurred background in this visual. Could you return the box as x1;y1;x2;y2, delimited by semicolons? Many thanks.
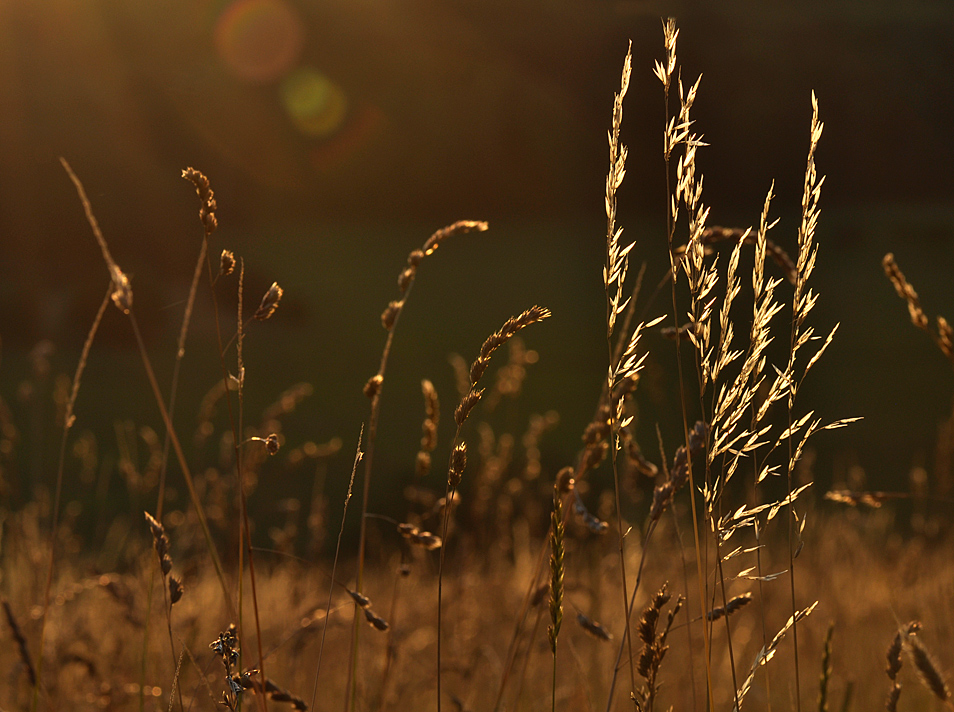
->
1;0;953;542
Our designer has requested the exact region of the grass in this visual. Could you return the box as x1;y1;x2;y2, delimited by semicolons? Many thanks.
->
2;18;954;712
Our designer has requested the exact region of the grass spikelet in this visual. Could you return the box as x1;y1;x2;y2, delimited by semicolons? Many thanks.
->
547;482;565;712
470;306;552;384
416;379;440;476
547;484;565;655
577;612;612;641
181;166;219;235
633;583;683;712
908;636;951;704
706;592;753;622
883;252;954;367
254;282;284;321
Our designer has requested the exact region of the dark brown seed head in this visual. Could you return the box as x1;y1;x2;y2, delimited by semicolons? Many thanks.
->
169;576;183;604
264;433;280;455
348;590;372;608
364;608;390;631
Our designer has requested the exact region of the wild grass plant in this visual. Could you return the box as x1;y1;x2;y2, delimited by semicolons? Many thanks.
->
2;18;954;712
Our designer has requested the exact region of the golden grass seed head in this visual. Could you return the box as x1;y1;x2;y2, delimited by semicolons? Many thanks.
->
421;219;488;257
415;450;431;477
448;442;467;487
254;282;283;321
454;388;483;426
364;373;383;398
397;522;418;538
556;466;575;494
398;267;415;293
547;486;565;654
421;379;440;433
407;249;424;267
412;531;442;550
219;249;235;277
182;167;218;234
109;265;133;314
381;300;403;330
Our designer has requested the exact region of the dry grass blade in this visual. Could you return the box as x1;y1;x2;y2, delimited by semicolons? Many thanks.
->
2;599;37;688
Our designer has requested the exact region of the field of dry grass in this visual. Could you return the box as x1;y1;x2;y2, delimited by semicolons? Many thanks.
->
2;19;953;712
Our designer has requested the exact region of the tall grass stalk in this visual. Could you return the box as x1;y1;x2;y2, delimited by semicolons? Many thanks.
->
32;282;110;712
59;158;236;621
311;425;363;711
347;220;487;712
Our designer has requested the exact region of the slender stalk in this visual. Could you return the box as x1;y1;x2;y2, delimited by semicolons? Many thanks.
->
33;285;110;712
311;425;363;712
348;220;487;712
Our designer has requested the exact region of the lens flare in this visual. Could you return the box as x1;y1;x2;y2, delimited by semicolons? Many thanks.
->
280;67;347;138
214;0;304;83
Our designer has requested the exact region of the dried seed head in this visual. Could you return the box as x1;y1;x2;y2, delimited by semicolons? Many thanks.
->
454;388;484;426
398;267;415;293
448;442;467;487
407;249;424;267
364;374;384;399
348;590;372;608
264;433;280;455
577;612;612;641
411;531;442;550
220;249;235;277
109;265;133;314
364;608;390;631
254;282;283;321
706;592;753;622
547;485;565;654
421;220;488;257
909;637;950;703
938;315;953;359
168;576;183;605
415;450;432;477
182;167;218;234
381;300;403;330
470;306;552;385
397;523;418;538
556;466;575;494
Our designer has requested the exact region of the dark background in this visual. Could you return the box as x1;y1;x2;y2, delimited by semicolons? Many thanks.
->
1;0;953;537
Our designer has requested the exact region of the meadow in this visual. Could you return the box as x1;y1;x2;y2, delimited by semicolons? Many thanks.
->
1;19;953;712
